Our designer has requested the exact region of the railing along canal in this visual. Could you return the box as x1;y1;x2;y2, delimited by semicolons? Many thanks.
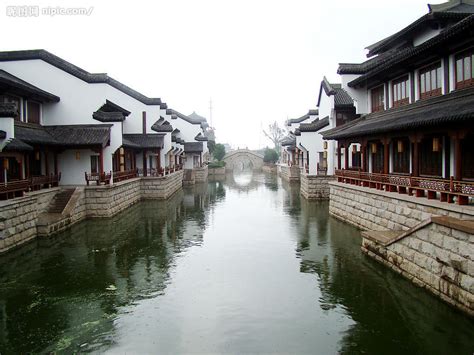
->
335;169;474;205
0;173;61;200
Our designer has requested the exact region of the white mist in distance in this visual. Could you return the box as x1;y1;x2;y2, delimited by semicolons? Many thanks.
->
0;0;441;149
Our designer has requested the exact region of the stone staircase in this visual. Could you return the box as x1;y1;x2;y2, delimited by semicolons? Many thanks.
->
37;188;82;237
47;188;75;214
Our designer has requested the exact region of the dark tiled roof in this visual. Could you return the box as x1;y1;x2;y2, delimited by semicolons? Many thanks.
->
188;111;208;123
122;137;141;149
294;128;301;136
122;134;165;149
299;116;330;132
14;122;112;147
338;54;390;75
92;111;126;122
0;69;60;102
348;14;474;87
166;109;202;125
160;103;168;109
195;133;208;142
176;138;185;144
0;50;162;105
334;88;354;107
366;8;474;57
281;135;296;147
151;117;173;132
0;130;5;139
0;103;17;117
184;142;203;153
287;109;318;125
2;138;33;151
98;100;131;116
318;77;354;108
322;87;474;140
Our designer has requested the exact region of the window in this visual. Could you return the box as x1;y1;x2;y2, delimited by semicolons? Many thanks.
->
420;137;442;177
1;95;21;120
91;155;100;174
419;62;442;99
455;49;474;89
370;86;385;112
26;101;40;124
393;139;410;174
392;76;409;107
351;151;361;169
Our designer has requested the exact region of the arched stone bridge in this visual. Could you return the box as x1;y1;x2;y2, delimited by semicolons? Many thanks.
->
223;149;264;171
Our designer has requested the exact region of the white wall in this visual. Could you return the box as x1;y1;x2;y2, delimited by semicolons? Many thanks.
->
299;131;324;175
58;149;96;185
0;117;14;150
341;74;368;114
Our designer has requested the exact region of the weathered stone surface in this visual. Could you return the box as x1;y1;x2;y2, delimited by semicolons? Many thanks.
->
300;174;335;200
278;165;300;182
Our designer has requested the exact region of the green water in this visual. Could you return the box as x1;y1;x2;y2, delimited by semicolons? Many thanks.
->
0;172;473;354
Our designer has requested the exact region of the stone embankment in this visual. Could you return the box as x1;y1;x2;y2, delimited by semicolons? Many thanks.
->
329;181;474;315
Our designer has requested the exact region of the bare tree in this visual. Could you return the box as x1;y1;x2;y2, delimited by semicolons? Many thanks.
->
263;121;285;151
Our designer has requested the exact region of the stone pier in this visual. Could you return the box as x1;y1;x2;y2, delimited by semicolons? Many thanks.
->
278;164;300;182
300;174;335;200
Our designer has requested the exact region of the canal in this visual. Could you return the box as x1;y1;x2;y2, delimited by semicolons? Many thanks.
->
0;172;473;354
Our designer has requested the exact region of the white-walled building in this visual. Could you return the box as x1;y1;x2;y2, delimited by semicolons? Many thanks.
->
0;49;209;191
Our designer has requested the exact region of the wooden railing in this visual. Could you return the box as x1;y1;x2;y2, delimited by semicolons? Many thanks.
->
335;169;474;205
0;173;61;200
85;171;111;186
139;165;183;177
113;169;138;183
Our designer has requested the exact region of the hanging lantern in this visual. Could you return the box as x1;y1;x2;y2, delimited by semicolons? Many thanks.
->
3;158;9;170
323;151;328;159
432;137;440;152
352;145;357;154
371;143;377;154
397;140;404;153
119;147;125;155
75;151;81;160
35;151;40;160
323;141;328;150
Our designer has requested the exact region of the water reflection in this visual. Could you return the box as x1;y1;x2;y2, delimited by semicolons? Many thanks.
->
0;172;473;354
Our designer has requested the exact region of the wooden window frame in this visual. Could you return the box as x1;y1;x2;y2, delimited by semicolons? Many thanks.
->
419;61;442;99
455;48;474;90
26;100;41;124
370;85;385;113
392;75;410;108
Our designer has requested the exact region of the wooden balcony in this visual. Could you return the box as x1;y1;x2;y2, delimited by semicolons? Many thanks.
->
0;173;61;200
85;172;111;186
335;169;474;205
113;169;138;183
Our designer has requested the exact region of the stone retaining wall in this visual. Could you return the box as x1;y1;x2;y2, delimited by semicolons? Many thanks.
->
278;165;300;182
194;166;208;183
0;171;185;253
208;167;226;176
262;164;277;174
362;218;474;315
300;174;335;200
0;188;58;253
329;182;474;231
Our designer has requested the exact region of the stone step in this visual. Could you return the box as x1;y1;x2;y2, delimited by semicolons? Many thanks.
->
48;189;75;214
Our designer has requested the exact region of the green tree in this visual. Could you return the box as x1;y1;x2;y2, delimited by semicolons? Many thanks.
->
263;147;279;163
213;143;226;161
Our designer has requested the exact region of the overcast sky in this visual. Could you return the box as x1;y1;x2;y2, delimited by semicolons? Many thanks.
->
1;0;444;149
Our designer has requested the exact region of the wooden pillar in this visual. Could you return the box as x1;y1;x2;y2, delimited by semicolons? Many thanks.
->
18;158;23;180
143;151;147;176
383;139;390;174
54;152;58;175
453;135;462;181
412;139;419;177
361;144;367;172
156;150;160;173
99;148;104;174
44;150;49;175
142;111;147;133
25;153;30;179
199;152;202;167
344;144;349;170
